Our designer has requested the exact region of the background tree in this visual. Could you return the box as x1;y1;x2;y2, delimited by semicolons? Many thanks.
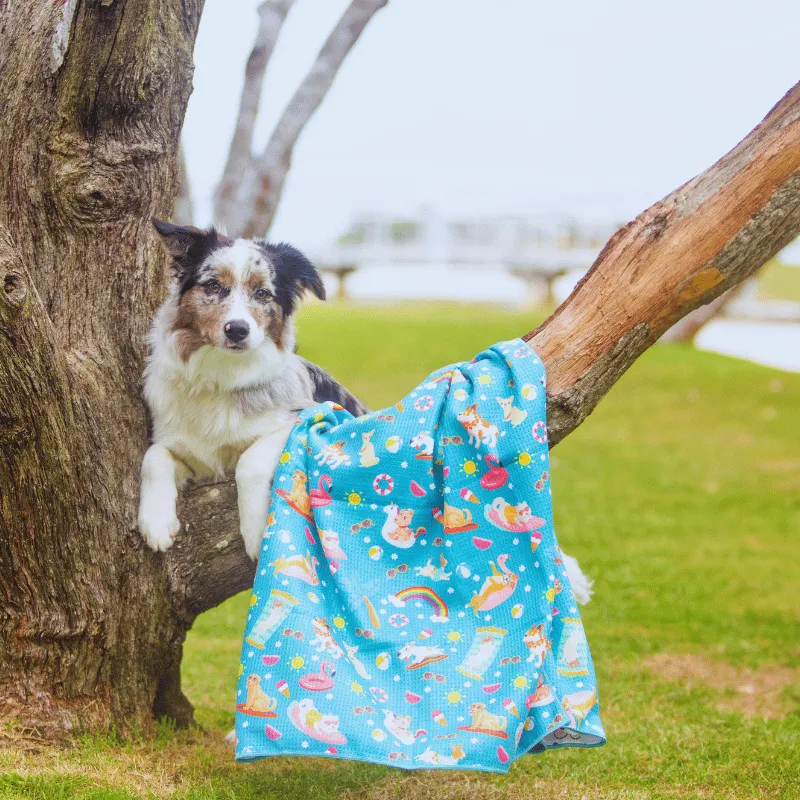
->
213;0;388;237
0;0;797;739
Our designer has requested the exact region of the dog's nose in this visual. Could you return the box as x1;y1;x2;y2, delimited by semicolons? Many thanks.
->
224;319;250;343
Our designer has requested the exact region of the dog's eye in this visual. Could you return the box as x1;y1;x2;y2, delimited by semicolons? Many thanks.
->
254;287;271;301
204;280;221;294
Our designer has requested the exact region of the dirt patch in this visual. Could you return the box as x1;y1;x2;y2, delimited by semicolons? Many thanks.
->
645;653;799;719
344;772;653;800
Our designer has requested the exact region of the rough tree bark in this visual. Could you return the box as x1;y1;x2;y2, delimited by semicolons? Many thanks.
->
222;0;389;238
0;0;206;736
0;0;797;742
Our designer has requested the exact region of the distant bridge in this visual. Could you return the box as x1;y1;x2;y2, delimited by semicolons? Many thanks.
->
312;212;619;303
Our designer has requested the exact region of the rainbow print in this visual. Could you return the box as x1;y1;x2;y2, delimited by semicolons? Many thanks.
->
393;586;449;620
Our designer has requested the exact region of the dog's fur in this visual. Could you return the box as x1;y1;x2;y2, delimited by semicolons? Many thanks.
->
138;220;366;559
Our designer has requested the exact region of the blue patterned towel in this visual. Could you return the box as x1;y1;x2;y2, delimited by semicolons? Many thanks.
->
235;339;605;772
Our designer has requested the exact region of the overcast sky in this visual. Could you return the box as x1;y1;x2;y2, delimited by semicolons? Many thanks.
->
183;0;799;249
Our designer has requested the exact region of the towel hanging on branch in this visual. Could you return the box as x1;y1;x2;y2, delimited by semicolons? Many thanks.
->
235;340;605;772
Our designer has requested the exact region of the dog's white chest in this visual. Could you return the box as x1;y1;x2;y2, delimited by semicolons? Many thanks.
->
149;378;292;476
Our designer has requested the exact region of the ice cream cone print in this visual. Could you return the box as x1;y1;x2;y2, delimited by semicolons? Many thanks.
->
277;680;290;698
460;487;480;504
502;698;519;718
431;709;447;726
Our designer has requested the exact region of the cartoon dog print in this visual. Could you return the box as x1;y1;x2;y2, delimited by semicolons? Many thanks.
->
309;618;345;659
457;404;498;449
397;642;448;669
523;622;551;666
383;709;427;745
382;504;424;549
314;441;351;469
496;396;528;426
358;430;380;467
409;431;434;459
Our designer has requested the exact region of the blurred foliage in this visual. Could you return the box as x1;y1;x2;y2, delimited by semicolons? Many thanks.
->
758;259;800;302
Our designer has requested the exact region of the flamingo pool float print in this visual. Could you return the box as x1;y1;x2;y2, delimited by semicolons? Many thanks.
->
466;554;519;614
479;454;508;490
298;661;336;691
310;475;333;508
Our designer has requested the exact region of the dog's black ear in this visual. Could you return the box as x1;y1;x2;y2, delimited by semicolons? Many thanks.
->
267;242;326;316
152;219;223;278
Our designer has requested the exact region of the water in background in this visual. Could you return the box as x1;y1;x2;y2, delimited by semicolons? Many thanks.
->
327;265;800;373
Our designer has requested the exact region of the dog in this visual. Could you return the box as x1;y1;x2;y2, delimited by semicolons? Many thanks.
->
137;220;366;560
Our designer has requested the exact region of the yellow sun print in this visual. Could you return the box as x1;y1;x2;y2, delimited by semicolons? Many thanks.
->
516;450;533;468
461;458;478;476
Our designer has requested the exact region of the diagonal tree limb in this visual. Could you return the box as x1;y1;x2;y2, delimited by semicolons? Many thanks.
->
234;0;389;239
526;81;800;445
214;0;298;231
174;81;800;611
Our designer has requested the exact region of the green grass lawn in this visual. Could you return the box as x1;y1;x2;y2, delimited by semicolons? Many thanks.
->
2;303;799;800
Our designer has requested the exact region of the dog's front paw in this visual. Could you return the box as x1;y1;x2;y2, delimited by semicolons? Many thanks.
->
240;520;266;562
138;511;180;552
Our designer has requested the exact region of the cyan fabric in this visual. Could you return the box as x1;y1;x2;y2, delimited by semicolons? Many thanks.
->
235;339;605;772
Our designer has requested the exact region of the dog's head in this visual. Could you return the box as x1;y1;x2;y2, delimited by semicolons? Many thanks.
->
153;219;325;359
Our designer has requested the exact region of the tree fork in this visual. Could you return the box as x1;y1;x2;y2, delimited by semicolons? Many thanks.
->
0;0;797;741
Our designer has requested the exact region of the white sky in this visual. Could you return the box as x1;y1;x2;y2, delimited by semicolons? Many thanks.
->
183;0;799;250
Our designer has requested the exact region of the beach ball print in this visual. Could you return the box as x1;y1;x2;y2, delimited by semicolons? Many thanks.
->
385;436;402;453
375;652;391;670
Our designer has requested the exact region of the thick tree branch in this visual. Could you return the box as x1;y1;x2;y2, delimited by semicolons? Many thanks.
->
235;0;388;238
526;81;800;445
172;480;255;616
213;0;298;231
173;81;800;613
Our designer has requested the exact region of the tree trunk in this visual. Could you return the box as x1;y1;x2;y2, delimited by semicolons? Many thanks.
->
0;0;797;743
0;0;205;736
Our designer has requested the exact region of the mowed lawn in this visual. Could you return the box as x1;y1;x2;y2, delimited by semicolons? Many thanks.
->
2;303;799;800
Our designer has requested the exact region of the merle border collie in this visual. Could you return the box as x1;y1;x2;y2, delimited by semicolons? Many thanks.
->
137;220;366;559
